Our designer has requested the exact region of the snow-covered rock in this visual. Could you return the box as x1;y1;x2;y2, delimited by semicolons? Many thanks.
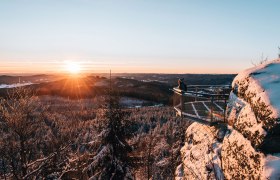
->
230;59;280;152
222;127;264;179
179;123;224;180
177;59;280;179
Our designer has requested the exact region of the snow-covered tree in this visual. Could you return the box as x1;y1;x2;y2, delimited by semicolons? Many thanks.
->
0;88;71;179
85;94;133;179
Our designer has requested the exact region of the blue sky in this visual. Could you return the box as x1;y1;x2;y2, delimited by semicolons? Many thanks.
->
0;0;279;74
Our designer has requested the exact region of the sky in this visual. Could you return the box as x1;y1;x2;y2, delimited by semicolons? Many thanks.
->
0;0;280;74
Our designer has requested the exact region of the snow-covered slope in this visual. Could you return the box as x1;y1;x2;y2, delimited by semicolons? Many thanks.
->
177;59;280;179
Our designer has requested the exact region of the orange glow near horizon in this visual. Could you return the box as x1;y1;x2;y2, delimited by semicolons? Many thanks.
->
64;61;82;75
0;64;240;75
0;58;245;75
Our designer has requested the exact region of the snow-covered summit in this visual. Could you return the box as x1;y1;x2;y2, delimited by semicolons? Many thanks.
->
233;58;280;118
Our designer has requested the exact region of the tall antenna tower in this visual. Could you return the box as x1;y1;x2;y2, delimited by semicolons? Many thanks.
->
109;69;112;111
278;46;280;58
109;69;112;95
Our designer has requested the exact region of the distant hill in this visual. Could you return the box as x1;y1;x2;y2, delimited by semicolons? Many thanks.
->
0;74;60;84
0;74;236;105
92;73;236;86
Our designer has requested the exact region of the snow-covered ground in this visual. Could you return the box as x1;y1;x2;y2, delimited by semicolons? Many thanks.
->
119;97;163;108
0;82;33;89
120;97;147;107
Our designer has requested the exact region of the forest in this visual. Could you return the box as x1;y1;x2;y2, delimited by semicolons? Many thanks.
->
0;87;191;179
0;74;234;179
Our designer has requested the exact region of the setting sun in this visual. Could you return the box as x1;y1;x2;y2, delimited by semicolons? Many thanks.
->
65;61;81;74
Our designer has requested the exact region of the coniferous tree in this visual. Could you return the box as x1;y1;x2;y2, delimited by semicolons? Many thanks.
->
85;92;133;179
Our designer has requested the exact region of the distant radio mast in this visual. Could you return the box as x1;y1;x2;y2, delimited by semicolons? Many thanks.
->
110;69;112;95
109;69;112;114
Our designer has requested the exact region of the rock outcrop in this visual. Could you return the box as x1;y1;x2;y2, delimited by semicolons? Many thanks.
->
177;59;280;179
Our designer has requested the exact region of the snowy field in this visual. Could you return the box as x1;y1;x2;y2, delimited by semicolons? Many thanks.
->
0;82;33;89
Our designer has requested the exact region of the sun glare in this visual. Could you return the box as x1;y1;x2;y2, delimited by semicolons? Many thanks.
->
65;61;81;74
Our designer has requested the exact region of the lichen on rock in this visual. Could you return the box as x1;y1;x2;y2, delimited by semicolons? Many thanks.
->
222;128;264;179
